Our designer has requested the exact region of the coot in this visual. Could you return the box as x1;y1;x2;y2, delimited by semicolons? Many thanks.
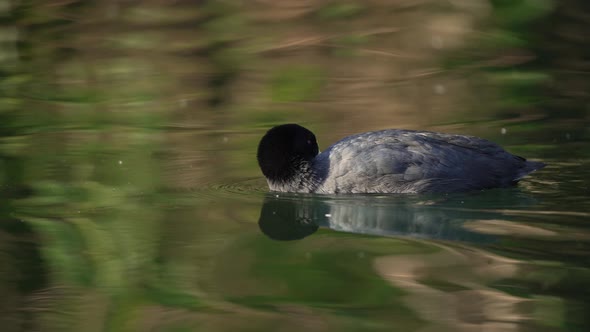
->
257;124;545;194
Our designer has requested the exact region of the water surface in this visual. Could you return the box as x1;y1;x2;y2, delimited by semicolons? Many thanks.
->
1;1;589;332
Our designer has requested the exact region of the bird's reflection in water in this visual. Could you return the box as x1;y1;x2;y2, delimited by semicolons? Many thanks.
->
258;194;324;241
258;191;534;242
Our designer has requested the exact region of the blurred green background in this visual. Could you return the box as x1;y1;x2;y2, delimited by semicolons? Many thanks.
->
1;0;589;331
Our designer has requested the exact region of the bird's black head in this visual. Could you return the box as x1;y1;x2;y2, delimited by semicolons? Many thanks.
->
257;124;319;182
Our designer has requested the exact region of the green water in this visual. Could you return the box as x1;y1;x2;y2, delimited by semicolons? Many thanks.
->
1;1;589;331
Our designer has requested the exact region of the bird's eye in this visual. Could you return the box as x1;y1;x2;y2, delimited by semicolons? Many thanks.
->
307;140;312;145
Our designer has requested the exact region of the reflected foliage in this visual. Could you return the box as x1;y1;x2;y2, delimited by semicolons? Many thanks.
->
0;0;589;331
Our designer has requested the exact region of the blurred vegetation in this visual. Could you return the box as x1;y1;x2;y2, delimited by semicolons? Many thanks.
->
445;0;589;152
0;0;589;331
270;66;325;102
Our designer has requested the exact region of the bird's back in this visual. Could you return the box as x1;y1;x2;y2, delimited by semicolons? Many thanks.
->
312;129;544;193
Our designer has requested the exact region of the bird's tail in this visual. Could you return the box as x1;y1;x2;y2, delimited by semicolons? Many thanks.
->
515;160;546;180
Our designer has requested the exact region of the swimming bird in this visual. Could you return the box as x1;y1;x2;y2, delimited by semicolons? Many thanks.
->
257;124;545;194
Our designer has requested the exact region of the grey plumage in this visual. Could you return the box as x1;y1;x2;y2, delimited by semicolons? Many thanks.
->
257;124;545;194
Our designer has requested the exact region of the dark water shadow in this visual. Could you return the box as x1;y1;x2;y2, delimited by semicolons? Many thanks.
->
258;189;542;242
